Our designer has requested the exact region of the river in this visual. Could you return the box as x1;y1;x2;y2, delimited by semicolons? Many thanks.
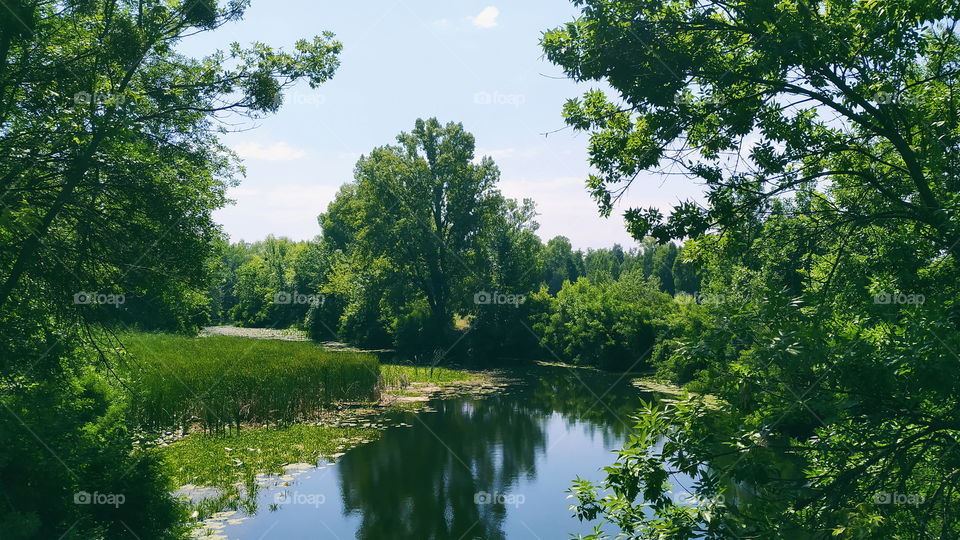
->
205;364;660;539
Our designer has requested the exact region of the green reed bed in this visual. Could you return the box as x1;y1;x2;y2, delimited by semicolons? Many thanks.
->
119;333;380;432
379;363;474;388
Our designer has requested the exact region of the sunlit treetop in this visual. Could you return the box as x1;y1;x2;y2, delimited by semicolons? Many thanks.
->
543;0;960;254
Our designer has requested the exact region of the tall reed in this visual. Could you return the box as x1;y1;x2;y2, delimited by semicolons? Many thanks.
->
119;333;380;433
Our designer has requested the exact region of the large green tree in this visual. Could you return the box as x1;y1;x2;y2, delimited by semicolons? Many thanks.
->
542;235;585;294
0;1;341;537
545;0;960;538
319;118;504;348
544;0;960;254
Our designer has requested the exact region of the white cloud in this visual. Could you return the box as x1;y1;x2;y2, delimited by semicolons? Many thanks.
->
471;6;499;29
216;183;340;241
233;141;308;162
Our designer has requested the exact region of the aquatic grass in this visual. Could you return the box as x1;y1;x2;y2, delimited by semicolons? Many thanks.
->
158;424;377;521
379;364;474;388
119;332;381;432
156;424;377;488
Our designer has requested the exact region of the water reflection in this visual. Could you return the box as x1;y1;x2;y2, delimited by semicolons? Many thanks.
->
337;365;641;540
339;398;546;539
218;364;645;539
524;365;639;442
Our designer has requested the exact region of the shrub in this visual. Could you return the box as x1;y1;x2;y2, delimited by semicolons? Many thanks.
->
467;288;546;362
532;272;673;370
0;369;185;539
392;299;437;356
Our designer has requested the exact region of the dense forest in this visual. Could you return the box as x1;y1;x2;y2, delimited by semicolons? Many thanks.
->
2;0;959;539
201;225;697;368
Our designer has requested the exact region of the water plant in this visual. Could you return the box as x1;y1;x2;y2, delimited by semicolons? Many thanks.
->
378;363;474;389
119;333;380;432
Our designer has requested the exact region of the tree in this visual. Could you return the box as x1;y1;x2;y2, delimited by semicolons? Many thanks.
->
542;235;584;294
670;248;700;295
467;197;544;360
0;2;341;537
0;2;341;313
318;118;503;348
584;248;619;284
652;241;678;295
543;0;960;254
532;270;672;370
545;0;960;537
207;236;256;324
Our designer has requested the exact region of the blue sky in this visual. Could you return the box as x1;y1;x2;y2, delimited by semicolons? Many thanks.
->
179;0;703;249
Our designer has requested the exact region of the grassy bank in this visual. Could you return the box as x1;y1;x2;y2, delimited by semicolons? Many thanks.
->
156;424;377;488
379;363;474;388
119;332;380;432
114;332;494;527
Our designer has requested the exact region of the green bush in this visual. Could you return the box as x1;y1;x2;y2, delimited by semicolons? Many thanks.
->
304;298;344;342
0;369;185;539
467;289;546;361
392;299;438;356
649;296;714;384
532;272;674;370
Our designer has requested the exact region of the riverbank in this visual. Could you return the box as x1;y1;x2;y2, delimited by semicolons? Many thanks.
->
181;360;648;539
116;329;503;533
163;365;507;533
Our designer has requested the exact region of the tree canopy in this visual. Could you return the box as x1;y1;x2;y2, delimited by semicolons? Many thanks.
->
0;1;341;537
546;0;960;537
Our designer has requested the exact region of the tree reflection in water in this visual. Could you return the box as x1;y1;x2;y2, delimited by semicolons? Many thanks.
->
336;365;643;540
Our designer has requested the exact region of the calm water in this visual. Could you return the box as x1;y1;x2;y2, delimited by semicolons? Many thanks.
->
215;365;650;539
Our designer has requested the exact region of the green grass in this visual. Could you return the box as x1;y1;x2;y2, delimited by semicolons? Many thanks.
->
386;389;424;398
118;332;380;432
156;424;377;488
379;364;475;388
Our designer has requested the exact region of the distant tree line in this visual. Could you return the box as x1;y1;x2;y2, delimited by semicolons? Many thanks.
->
205;230;699;362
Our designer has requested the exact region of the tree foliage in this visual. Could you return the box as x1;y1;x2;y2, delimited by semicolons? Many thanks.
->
0;1;341;537
545;0;960;537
